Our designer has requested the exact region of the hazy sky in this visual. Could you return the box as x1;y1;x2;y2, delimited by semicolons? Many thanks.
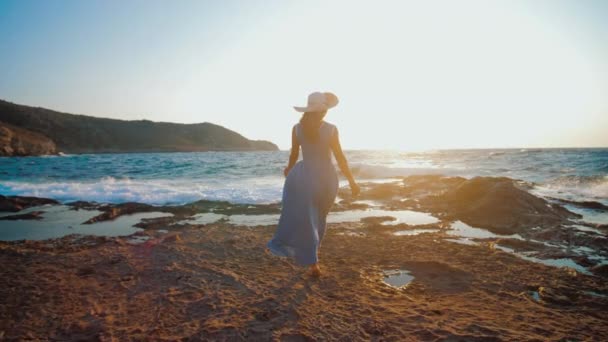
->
1;0;607;150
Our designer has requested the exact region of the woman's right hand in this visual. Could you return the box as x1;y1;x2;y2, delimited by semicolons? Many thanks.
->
283;167;291;177
350;182;360;197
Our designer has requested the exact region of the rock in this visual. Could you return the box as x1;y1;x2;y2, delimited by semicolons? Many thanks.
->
0;121;57;156
66;201;102;211
538;287;573;306
82;202;155;224
0;195;59;212
162;234;182;243
423;177;579;235
548;197;608;211
76;267;95;276
0;211;45;220
591;264;608;277
402;175;467;197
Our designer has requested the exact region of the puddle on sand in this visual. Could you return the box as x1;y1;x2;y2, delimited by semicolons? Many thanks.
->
176;213;279;227
572;246;596;255
441;221;595;275
176;209;438;227
448;221;523;240
127;235;150;245
0;205;173;241
584;291;608;299
228;214;280;226
570;224;604;235
351;200;383;208
174;213;227;225
328;209;439;226
383;269;414;288
494;244;591;275
566;206;608;226
336;231;366;237
393;229;439;236
362;178;403;185
529;291;541;302
445;238;478;246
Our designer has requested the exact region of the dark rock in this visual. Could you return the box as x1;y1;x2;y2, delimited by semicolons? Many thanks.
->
83;202;156;224
422;177;579;235
402;175;467;197
66;201;103;211
0;195;59;212
548;197;608;211
591;264;608;277
162;234;182;243
0;211;45;220
76;267;95;276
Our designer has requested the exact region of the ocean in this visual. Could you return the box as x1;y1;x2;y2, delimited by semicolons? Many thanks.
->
1;148;607;207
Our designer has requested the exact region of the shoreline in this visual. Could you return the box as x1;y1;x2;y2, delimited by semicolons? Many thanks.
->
1;175;607;339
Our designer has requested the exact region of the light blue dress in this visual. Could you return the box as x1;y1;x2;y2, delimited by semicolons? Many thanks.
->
267;121;339;265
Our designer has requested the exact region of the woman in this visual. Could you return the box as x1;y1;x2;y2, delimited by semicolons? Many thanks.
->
267;92;360;277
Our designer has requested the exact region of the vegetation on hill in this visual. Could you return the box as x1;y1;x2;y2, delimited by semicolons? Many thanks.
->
0;100;278;155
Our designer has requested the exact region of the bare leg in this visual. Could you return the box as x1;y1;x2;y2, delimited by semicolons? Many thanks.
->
310;263;321;277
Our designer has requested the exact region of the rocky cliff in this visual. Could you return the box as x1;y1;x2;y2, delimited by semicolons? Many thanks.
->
0;122;57;156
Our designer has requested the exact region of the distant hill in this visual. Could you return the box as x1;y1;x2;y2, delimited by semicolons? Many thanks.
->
0;100;278;156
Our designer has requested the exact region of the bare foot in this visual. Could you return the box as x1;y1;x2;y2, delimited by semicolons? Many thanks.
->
310;264;321;277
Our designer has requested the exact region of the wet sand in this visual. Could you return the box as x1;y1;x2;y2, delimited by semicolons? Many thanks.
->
1;176;607;340
1;224;607;340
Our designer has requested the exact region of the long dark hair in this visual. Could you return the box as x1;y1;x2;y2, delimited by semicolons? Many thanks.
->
299;111;327;142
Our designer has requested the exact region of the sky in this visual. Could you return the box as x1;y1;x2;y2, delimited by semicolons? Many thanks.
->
0;0;607;150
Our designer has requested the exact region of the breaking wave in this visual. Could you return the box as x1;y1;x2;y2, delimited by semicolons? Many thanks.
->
535;175;608;204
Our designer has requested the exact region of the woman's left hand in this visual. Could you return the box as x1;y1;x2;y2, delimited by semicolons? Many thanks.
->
283;167;291;177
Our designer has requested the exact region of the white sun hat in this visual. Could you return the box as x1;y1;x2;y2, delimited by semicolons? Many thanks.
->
293;92;339;112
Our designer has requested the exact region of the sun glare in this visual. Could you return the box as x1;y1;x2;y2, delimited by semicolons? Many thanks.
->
178;0;606;150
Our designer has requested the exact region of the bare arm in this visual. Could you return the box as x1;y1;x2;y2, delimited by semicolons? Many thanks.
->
284;126;300;177
330;127;360;196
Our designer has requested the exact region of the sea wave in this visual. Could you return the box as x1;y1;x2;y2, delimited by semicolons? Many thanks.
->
0;177;285;205
534;175;608;204
2;149;607;205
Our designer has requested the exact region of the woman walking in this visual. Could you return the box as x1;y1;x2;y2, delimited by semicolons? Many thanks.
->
267;92;360;277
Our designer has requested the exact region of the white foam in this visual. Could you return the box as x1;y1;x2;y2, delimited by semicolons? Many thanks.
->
534;175;608;205
1;177;284;205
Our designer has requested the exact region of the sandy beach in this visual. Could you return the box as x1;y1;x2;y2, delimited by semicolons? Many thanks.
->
1;176;607;341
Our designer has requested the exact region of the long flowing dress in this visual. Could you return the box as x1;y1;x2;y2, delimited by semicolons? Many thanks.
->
267;121;339;266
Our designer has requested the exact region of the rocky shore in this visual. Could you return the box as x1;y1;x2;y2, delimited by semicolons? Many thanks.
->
1;176;607;340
